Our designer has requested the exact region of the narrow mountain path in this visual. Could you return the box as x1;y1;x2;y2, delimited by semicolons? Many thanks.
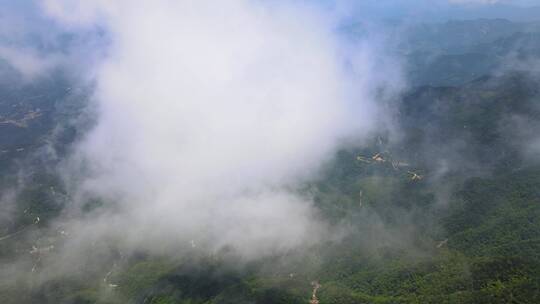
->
310;281;321;304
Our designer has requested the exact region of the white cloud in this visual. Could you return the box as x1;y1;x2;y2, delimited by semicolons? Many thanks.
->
0;46;60;79
35;0;402;262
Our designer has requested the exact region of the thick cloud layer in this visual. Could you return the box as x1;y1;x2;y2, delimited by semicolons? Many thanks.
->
33;0;402;260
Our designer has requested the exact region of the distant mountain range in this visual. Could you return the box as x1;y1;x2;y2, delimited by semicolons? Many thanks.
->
345;18;540;87
401;19;540;86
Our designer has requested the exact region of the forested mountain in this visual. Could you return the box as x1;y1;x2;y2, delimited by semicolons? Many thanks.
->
1;15;540;304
